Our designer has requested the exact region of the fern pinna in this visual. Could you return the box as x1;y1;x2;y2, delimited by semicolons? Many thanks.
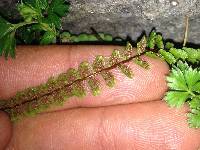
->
0;31;200;128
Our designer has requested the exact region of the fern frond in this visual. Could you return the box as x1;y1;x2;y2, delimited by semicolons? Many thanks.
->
0;37;151;122
145;30;200;65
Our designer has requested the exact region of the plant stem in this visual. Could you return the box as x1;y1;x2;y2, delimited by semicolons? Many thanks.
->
14;21;38;30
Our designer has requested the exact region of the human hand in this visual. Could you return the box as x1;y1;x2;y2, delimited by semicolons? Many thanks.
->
0;45;200;150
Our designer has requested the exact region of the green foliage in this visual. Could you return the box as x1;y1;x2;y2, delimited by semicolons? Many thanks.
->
0;30;16;58
159;48;200;65
145;30;200;128
165;61;200;128
159;49;176;64
60;32;113;43
48;0;69;17
146;30;200;65
0;17;16;57
147;30;165;50
148;30;157;49
165;42;174;50
0;0;69;58
188;97;200;128
155;34;164;49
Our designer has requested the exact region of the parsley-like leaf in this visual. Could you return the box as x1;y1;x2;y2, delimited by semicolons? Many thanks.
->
165;61;200;128
165;91;189;108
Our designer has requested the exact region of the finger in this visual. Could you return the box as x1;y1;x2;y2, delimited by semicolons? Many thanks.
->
0;45;169;109
0;111;12;149
6;101;200;150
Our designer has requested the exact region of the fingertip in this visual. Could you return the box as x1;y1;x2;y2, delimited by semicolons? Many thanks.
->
0;111;12;149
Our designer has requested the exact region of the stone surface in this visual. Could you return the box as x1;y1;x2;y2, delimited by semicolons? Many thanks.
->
1;0;200;44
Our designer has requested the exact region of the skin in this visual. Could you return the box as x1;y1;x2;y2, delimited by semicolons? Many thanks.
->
0;45;200;150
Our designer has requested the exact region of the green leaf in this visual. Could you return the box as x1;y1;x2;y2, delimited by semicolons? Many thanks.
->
77;34;89;42
24;0;48;10
0;31;16;58
17;2;41;22
176;60;189;71
165;61;200;128
159;49;176;64
188;109;200;128
104;34;113;41
165;62;196;106
45;13;62;29
192;82;200;93
166;66;188;91
183;47;200;63
148;30;157;49
169;48;188;60
0;18;16;56
165;42;174;50
60;31;71;42
35;0;48;10
87;35;98;41
0;16;14;39
40;31;56;45
48;0;69;17
145;51;159;59
189;97;200;109
97;33;113;41
184;67;200;90
155;34;164;49
165;91;189;108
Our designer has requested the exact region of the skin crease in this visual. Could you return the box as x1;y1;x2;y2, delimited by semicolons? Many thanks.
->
0;45;200;150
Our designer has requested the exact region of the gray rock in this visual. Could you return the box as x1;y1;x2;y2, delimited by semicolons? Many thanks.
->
1;0;200;44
